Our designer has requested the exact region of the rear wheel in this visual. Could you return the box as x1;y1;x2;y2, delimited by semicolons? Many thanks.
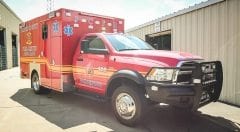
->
112;84;147;126
31;72;51;94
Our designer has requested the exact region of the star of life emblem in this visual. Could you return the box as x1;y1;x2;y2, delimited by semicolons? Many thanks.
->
64;24;73;36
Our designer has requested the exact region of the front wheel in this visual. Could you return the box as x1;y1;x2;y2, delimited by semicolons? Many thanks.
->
31;72;51;94
111;85;147;126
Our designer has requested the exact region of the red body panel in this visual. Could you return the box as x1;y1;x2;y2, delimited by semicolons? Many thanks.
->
20;8;124;92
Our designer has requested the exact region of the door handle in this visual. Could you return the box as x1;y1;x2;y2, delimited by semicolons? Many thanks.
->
77;58;83;61
51;59;55;65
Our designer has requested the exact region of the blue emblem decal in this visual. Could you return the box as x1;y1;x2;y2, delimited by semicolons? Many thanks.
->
64;24;73;36
52;21;59;32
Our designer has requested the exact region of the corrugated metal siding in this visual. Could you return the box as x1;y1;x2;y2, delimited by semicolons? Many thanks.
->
127;0;240;106
0;2;21;69
237;0;240;106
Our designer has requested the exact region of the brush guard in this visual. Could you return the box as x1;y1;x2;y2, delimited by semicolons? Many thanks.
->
192;61;223;110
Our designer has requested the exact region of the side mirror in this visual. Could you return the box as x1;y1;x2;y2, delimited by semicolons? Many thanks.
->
153;43;158;49
81;40;89;53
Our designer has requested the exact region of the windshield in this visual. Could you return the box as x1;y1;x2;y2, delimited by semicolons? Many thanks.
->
105;34;154;51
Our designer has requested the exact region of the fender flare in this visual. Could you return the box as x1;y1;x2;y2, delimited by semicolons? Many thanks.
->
106;69;146;96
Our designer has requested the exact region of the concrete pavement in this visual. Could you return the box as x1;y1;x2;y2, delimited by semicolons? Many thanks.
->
0;67;239;132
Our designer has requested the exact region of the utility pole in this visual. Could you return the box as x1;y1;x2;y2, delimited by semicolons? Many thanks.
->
47;0;54;13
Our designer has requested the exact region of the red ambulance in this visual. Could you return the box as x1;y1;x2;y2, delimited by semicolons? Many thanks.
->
20;8;223;126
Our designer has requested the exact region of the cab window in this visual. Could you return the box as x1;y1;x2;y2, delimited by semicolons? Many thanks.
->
88;37;106;49
81;36;108;54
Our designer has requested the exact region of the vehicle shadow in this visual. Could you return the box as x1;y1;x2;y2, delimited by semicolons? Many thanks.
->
11;88;240;132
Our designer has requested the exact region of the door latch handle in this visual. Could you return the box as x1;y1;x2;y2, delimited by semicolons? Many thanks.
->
77;58;83;61
52;59;55;65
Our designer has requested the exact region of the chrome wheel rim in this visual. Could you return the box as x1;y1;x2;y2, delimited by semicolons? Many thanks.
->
116;93;136;120
32;75;39;91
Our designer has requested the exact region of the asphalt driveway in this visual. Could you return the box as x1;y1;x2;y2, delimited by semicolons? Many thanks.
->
0;68;239;132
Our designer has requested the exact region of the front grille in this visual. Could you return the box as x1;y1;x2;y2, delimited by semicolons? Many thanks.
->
176;61;196;84
177;71;192;83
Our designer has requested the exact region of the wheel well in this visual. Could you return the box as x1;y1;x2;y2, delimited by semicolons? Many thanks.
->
106;77;145;98
31;69;38;78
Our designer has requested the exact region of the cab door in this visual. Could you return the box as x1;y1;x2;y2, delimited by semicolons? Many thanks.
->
75;35;110;95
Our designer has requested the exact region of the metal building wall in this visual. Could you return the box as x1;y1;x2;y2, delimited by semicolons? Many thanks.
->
127;0;240;106
0;1;21;69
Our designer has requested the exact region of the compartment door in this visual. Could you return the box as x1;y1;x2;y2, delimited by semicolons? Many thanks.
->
50;20;62;91
41;20;62;91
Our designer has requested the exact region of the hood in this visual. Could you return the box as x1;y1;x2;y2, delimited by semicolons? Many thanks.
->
117;50;202;67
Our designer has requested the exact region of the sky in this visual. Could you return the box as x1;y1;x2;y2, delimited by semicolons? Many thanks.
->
3;0;207;30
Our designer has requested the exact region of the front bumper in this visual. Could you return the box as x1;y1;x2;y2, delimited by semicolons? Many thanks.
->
145;61;223;110
146;83;197;108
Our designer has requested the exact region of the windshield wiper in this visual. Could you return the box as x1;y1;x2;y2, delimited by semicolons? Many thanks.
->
118;48;153;51
118;49;139;51
141;48;153;50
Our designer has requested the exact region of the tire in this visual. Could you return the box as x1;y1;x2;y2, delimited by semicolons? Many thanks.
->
111;84;147;126
31;72;51;94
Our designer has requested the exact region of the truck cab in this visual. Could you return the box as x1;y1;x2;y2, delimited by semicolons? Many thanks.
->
72;33;223;126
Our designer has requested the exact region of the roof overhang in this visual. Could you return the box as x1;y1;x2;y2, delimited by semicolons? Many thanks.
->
0;0;22;22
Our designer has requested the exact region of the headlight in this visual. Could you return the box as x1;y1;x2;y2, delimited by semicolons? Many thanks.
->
146;68;177;82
